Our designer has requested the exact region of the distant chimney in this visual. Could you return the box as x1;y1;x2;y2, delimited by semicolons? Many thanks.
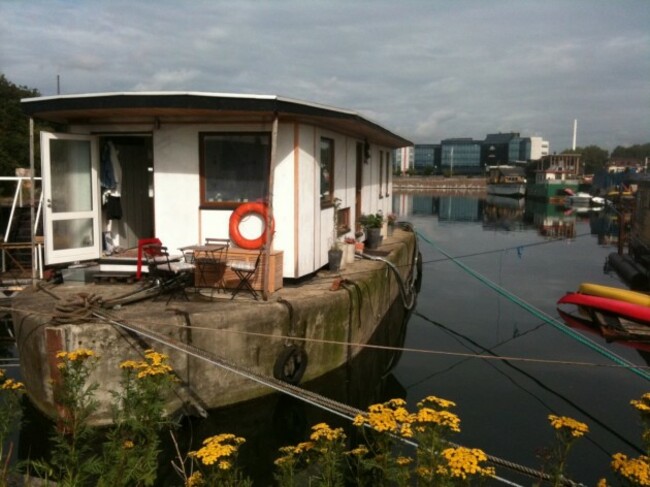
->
572;119;577;150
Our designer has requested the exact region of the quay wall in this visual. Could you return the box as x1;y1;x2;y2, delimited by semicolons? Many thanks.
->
393;176;486;191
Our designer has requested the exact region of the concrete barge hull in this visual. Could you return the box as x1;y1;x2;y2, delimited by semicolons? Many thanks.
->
12;230;417;425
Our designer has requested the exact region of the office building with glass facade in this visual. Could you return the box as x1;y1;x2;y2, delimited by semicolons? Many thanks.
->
397;133;548;175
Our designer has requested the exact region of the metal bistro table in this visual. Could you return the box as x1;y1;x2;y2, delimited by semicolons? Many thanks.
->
180;243;229;294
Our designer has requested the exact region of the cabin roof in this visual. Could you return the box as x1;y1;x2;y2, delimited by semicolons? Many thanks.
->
21;91;412;148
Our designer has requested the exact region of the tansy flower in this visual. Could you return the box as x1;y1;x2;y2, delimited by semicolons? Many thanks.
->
417;395;456;410
631;393;650;417
346;445;369;457
185;471;204;487
438;447;495;479
57;348;96;362
190;434;245;467
1;379;24;391
611;453;650;486
309;423;345;442
548;415;589;438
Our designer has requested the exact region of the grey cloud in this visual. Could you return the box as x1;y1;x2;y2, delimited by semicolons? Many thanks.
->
0;0;648;151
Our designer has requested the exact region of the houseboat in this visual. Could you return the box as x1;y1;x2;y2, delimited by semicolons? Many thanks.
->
527;153;583;202
12;92;419;424
485;165;526;197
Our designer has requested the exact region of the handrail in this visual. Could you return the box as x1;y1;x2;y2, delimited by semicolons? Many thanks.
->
0;176;43;278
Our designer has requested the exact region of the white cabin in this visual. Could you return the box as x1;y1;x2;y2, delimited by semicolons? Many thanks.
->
22;92;411;280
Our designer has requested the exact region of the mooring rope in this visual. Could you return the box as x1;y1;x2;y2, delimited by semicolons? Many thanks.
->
92;308;582;487
415;229;650;382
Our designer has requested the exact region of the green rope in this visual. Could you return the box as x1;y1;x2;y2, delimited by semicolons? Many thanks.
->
416;230;650;382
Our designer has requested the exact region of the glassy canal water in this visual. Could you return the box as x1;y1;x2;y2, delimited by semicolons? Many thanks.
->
8;192;649;486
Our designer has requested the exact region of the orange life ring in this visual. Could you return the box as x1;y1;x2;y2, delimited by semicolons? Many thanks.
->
229;202;274;250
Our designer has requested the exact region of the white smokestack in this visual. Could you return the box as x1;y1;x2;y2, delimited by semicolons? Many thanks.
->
572;119;577;150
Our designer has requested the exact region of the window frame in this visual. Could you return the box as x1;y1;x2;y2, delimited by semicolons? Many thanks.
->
320;137;335;207
199;131;272;210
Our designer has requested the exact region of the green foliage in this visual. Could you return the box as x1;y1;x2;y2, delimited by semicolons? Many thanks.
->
96;350;178;487
359;213;384;229
0;74;40;176
44;349;102;487
562;145;609;174
612;143;650;160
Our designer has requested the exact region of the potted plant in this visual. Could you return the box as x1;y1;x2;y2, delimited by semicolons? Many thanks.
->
359;212;384;249
328;198;343;271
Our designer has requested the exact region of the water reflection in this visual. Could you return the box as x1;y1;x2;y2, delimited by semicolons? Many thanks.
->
394;193;620;245
392;192;645;485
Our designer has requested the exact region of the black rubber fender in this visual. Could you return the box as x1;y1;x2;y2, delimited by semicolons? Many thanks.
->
273;345;308;384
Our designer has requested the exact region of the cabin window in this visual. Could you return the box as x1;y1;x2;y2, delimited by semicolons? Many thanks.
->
379;151;384;199
385;151;390;196
320;137;334;206
200;132;271;208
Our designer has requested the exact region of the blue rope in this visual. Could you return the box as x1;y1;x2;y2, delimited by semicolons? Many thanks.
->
416;230;650;382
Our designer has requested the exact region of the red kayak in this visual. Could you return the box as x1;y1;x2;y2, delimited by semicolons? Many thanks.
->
557;292;650;325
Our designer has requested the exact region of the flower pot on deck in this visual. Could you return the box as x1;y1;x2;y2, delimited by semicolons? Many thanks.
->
328;248;343;272
365;227;382;250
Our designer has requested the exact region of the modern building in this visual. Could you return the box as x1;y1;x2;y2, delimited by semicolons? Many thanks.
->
398;132;549;175
441;138;481;175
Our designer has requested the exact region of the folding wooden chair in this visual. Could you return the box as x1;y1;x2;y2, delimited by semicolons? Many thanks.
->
229;249;263;300
142;244;194;302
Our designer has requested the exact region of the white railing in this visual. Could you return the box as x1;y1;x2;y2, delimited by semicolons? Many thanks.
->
0;176;43;278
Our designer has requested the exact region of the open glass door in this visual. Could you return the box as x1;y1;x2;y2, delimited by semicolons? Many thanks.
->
41;132;101;265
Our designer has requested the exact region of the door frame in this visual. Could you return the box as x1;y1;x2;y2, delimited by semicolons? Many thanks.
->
41;132;102;265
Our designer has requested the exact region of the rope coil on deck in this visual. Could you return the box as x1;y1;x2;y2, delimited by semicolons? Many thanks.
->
52;292;104;324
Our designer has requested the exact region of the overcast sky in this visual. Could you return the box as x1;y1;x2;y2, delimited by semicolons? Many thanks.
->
1;0;648;152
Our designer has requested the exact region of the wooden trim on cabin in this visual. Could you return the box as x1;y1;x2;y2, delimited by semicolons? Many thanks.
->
293;122;300;277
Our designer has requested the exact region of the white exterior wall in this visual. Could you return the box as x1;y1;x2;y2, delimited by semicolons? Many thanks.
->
530;137;550;160
71;120;397;279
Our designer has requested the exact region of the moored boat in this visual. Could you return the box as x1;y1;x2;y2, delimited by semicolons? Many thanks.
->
485;165;526;197
12;92;419;424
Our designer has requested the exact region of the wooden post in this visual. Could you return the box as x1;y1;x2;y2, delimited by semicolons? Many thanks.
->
263;114;279;301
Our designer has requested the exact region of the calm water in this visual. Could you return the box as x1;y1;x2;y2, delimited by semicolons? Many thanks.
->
12;192;649;486
395;193;646;485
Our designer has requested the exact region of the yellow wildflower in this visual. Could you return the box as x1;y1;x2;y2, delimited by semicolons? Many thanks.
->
417;395;456;410
56;348;96;363
309;423;345;442
347;445;369;457
396;456;413;466
631;393;650;416
548;415;589;438
119;360;141;370
611;453;650;486
439;447;495;479
597;479;607;487
186;471;204;487
190;434;245;467
0;369;5;379
415;407;461;433
1;379;24;391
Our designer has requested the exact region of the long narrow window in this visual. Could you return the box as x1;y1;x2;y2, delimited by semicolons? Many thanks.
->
200;132;271;208
320;137;334;206
385;151;391;196
379;151;384;199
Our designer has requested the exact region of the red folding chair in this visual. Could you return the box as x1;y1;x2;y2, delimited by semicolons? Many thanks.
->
136;238;162;280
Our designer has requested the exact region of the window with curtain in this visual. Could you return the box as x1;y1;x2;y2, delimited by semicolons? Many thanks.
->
200;132;270;208
320;137;334;206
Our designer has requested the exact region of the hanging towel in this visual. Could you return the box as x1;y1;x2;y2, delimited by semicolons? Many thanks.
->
105;195;122;220
100;143;117;190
